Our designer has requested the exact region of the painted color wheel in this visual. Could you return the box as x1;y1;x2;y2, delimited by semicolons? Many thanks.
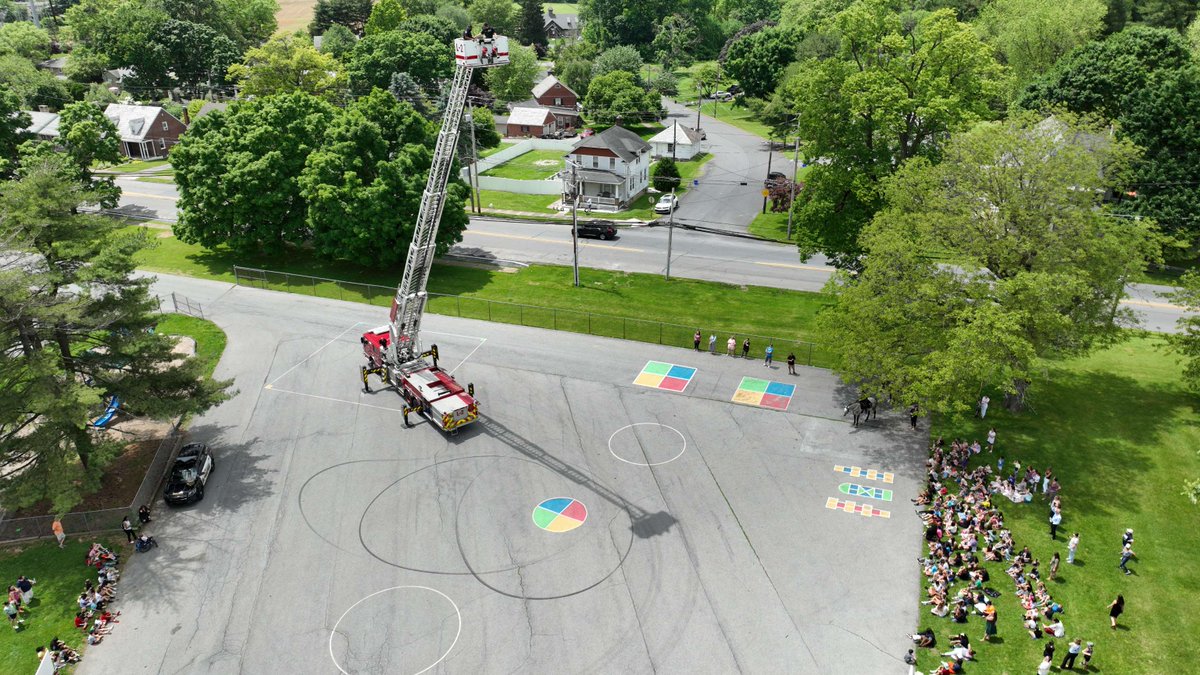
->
532;497;588;533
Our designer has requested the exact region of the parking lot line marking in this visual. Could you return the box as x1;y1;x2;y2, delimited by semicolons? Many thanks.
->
448;337;487;375
267;322;365;387
264;386;401;412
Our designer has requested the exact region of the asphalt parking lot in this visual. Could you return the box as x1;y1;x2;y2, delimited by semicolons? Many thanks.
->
80;274;926;674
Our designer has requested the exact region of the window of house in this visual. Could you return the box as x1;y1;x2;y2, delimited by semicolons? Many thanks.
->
592;156;598;168
161;121;169;131
609;157;615;169
667;143;674;153
554;97;562;106
159;139;166;149
522;125;529;132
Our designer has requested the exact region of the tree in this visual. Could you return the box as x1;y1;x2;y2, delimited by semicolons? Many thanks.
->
977;0;1107;86
690;61;725;99
785;0;1004;267
21;101;125;208
780;0;852;32
64;48;110;83
646;70;679;95
437;3;472;31
591;45;644;82
579;0;715;52
400;0;439;14
157;19;242;92
389;71;427;113
818;113;1159;414
651;157;680;191
722;25;797;99
172;92;337;254
365;0;407;36
64;0;170;77
227;32;346;100
651;14;699;71
1139;0;1200;31
346;30;452;92
469;105;502;149
0;21;52;61
584;70;661;124
399;15;460;43
0;156;232;511
0;55;69;109
218;0;279;48
320;23;358;60
518;0;547;47
0;86;29;177
468;0;520;35
484;42;538;101
299;89;469;266
309;0;373;35
719;0;783;23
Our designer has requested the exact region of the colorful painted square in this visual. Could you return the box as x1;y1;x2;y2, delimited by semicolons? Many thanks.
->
759;394;791;410
634;361;698;393
659;376;690;391
732;377;796;411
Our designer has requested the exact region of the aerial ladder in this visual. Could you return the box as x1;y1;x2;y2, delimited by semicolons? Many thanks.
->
359;34;510;433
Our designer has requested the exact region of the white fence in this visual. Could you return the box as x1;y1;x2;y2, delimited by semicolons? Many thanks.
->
464;138;576;196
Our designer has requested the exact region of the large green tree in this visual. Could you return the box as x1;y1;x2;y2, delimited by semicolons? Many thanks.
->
172;92;337;254
591;45;644;82
0;21;52;61
227;32;346;100
365;0;407;36
0;86;29;177
818;113;1159;413
299;89;470;266
484;42;539;101
0;157;232;511
309;0;373;35
0;54;70;109
722;25;797;99
468;0;520;35
320;23;358;60
346;30;452;93
580;0;714;52
651;14;699;71
785;0;1004;267
584;70;662;123
518;0;548;48
976;0;1107;87
20;101;123;207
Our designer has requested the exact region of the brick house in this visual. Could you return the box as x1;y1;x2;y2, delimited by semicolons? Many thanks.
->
505;107;557;137
103;104;187;159
528;75;581;130
561;126;651;211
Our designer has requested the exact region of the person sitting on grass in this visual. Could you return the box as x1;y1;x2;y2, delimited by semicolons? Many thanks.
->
50;637;81;663
909;628;937;648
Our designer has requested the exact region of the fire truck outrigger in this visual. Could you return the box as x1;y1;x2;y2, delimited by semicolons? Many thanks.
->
359;33;510;433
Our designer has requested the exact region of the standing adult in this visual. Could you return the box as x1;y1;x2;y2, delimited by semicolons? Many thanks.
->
1049;552;1061;580
3;601;21;629
986;427;996;452
1042;469;1052;495
693;330;702;351
15;576;33;606
1119;543;1136;575
763;344;774;367
982;601;997;642
121;516;135;543
1061;638;1083;669
1043;639;1056;662
1050;510;1062;540
786;352;796;375
909;404;919;430
51;520;65;549
1047;479;1060;503
741;338;750;358
726;336;736;356
1082;642;1094;667
979;395;990;418
1067;533;1080;564
1108;594;1124;628
708;334;717;354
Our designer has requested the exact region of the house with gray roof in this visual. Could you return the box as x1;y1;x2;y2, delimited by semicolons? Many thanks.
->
562;126;651;211
102;104;187;159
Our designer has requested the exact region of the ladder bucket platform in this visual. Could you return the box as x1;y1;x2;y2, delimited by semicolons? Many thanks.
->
455;36;510;67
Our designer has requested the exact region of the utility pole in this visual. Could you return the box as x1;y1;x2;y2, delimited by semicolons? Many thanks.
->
762;136;773;214
468;99;481;214
571;161;580;287
786;119;801;240
665;187;676;279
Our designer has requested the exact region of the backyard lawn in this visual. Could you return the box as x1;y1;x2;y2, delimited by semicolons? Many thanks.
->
481;149;565;180
475;190;560;213
479;141;516;158
0;537;123;672
913;335;1200;674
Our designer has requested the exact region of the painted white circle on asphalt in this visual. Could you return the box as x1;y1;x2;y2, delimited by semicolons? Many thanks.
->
608;423;688;466
329;585;462;675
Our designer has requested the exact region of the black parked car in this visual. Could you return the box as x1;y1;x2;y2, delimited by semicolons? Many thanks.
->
576;219;617;240
163;443;214;505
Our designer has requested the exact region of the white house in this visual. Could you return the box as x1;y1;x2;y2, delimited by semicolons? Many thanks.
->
648;121;704;160
562;126;651;211
505;106;557;138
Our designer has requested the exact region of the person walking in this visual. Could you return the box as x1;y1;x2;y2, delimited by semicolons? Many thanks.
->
708;334;717;354
4;601;22;630
1119;543;1136;575
51;519;65;548
1067;533;1080;564
763;344;774;367
726;336;736;356
741;338;750;358
1049;552;1061;580
979;394;990;418
1050;510;1062;540
1081;642;1094;667
693;330;702;351
121;516;135;544
1108;594;1124;628
986;427;996;452
1061;638;1083;669
787;352;796;375
138;504;152;524
909;403;919;430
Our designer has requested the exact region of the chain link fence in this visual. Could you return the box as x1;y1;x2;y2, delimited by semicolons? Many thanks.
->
0;422;183;543
233;266;835;367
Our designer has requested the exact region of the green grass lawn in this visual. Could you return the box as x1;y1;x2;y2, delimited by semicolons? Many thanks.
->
481;149;565;180
135;176;176;185
479;141;516;158
0;537;122;671
586;123;665;141
98;159;170;174
475;190;559;213
543;1;577;13
154;314;227;378
748;212;794;242
914;335;1200;674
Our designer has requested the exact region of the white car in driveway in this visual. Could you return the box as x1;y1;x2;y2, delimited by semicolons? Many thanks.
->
653;194;679;214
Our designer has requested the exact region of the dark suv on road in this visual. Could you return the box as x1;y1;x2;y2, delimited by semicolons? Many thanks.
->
576;219;617;240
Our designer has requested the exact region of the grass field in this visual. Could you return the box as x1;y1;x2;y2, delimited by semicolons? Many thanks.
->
276;0;314;34
475;190;560;213
481;149;565;180
748;212;793;242
914;335;1200;674
154;314;227;379
0;537;122;672
479;141;516;158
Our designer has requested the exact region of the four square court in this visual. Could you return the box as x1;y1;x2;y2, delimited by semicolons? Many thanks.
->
633;360;697;392
732;377;797;410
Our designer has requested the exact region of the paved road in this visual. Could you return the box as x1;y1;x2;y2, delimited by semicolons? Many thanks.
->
80;272;925;675
662;98;788;232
